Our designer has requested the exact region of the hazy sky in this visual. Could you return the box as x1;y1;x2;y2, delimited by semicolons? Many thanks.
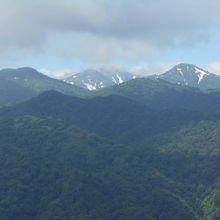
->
1;0;220;77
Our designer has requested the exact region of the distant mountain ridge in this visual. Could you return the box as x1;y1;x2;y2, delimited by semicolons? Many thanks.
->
64;63;220;91
0;67;87;107
2;63;220;108
0;67;86;94
63;69;137;90
90;77;220;114
150;63;220;89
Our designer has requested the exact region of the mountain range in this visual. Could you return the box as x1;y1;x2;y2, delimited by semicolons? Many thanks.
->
1;63;220;219
1;63;220;107
63;63;220;91
1;86;220;219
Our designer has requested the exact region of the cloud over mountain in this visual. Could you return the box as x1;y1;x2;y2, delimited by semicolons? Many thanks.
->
1;0;220;64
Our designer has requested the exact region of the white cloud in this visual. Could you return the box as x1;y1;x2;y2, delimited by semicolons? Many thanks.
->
205;61;220;75
96;62;177;76
1;0;220;64
39;68;78;79
39;62;178;79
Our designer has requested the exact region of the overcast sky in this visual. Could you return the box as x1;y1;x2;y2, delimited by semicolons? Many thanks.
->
1;0;220;78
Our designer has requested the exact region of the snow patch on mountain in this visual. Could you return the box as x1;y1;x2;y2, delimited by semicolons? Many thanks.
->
84;83;97;90
116;74;124;84
100;82;105;88
177;68;183;76
112;76;117;84
194;67;208;84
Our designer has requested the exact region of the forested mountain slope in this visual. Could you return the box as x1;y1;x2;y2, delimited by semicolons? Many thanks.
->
0;67;87;107
0;90;207;145
0;116;197;220
91;78;220;113
1;115;220;219
1;67;220;219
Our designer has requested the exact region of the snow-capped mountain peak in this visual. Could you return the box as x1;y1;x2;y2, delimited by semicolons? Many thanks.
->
63;69;136;90
174;64;210;84
151;63;220;89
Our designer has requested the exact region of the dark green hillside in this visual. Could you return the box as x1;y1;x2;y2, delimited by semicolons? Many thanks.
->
0;116;199;220
0;78;37;106
1;72;220;219
150;120;220;220
0;90;206;145
0;67;87;107
91;78;199;104
91;78;220;114
201;179;220;220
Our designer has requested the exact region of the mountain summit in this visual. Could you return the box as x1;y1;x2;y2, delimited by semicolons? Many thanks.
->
63;69;136;90
151;63;220;89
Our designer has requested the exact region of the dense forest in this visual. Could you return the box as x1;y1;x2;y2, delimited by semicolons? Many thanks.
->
0;114;220;219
